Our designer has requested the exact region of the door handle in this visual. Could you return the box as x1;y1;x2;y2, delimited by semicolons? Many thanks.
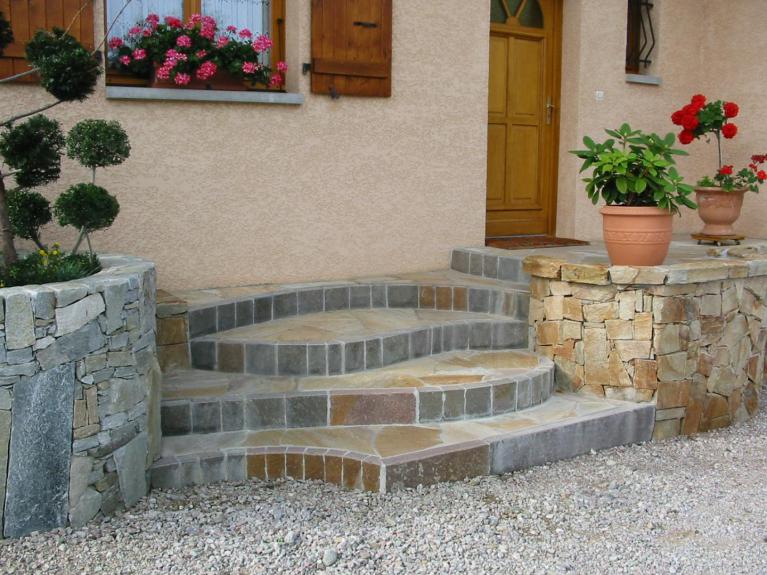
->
546;97;556;125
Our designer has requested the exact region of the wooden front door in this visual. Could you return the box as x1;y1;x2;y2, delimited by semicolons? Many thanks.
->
486;0;562;237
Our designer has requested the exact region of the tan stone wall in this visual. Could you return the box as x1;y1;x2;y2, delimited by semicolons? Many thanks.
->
526;258;765;439
0;1;490;290
557;0;767;241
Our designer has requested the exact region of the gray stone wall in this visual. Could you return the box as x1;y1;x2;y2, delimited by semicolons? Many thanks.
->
0;255;159;538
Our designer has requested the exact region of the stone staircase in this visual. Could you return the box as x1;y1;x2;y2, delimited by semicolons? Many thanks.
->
152;253;655;492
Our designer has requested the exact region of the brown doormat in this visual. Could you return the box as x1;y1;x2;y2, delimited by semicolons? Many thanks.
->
486;235;590;250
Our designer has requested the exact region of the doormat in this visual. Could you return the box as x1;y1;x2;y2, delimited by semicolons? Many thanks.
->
486;236;590;250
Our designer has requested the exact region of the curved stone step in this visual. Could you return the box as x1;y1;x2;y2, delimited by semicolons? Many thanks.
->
151;395;655;493
161;351;555;435
189;309;528;375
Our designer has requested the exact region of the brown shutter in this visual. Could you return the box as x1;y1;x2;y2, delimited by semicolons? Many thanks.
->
311;0;392;98
0;0;94;82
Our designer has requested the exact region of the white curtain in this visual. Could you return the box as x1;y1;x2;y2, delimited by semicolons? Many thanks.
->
107;0;184;40
202;0;272;63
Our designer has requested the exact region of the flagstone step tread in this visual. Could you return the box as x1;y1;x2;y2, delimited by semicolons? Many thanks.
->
161;351;555;435
189;309;528;375
150;394;655;493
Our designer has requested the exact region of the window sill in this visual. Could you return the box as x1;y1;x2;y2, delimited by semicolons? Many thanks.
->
105;86;304;105
625;74;662;86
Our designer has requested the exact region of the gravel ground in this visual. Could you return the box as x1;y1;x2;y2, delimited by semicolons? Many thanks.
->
3;404;767;575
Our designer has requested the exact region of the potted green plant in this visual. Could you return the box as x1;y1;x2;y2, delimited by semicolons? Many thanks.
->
571;123;696;266
671;94;765;237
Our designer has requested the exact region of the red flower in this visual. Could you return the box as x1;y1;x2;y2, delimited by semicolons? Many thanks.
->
758;170;767;182
718;165;734;176
722;123;738;139
723;102;739;118
671;110;685;126
691;94;706;107
678;130;695;145
164;16;183;28
682;115;699;131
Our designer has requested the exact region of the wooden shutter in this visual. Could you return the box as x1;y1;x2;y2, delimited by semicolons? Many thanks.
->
311;0;392;98
0;0;94;82
625;0;641;73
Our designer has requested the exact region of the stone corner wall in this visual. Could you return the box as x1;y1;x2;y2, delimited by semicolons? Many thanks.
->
523;254;766;441
0;255;160;538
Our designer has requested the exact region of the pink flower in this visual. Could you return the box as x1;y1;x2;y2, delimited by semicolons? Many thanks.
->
239;28;253;39
200;23;216;40
195;49;208;58
187;13;202;26
216;36;230;48
128;26;141;35
174;73;191;86
142;29;152;37
269;73;283;87
155;65;172;80
226;25;237;33
196;61;218;80
242;62;258;74
164;16;183;28
176;35;192;48
252;34;273;53
164;49;188;67
276;60;288;73
132;48;147;61
108;37;123;49
146;13;160;24
119;55;132;66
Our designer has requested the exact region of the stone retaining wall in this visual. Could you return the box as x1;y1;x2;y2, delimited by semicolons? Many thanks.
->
0;255;159;538
524;252;766;440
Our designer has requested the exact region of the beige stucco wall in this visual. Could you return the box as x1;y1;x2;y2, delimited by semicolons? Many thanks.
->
0;1;491;290
557;0;767;242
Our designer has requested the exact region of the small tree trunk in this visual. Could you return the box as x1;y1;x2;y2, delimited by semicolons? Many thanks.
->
0;170;18;267
72;228;87;254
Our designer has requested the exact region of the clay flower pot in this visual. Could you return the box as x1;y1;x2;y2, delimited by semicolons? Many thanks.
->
694;187;745;236
600;206;674;266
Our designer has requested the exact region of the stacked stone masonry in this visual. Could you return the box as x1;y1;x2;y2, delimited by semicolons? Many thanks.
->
0;256;159;538
523;253;766;439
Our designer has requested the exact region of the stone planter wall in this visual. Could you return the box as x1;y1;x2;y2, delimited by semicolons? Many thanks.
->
0;255;159;538
524;252;767;440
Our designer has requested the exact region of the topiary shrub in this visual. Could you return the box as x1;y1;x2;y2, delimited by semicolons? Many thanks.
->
0;115;65;188
0;12;13;57
25;28;100;102
54;183;120;254
7;188;52;250
67;119;131;179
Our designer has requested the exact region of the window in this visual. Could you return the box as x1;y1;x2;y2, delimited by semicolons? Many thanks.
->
105;0;285;85
625;0;656;74
490;0;543;29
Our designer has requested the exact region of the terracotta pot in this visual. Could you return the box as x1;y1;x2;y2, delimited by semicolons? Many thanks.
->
694;187;745;236
600;206;674;266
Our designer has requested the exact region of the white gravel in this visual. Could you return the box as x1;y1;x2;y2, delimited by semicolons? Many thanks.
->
3;401;767;575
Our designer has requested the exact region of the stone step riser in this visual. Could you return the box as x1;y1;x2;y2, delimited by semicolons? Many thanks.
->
190;320;528;375
188;282;530;340
450;249;530;284
160;367;555;436
151;403;655;493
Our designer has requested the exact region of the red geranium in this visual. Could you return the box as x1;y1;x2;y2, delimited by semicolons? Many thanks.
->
723;102;739;118
758;170;767;182
718;165;733;176
722;123;738;139
678;130;695;145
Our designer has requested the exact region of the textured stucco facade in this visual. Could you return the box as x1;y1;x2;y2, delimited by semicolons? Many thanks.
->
557;0;767;241
0;1;765;290
0;1;490;290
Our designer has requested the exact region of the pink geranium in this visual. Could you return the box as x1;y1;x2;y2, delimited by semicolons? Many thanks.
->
239;28;253;39
276;61;288;73
132;48;147;61
155;65;172;80
174;73;192;86
252;34;273;53
242;62;258;74
164;16;183;28
119;55;132;66
176;35;192;48
142;29;152;37
226;25;237;33
216;36;230;48
146;13;160;24
128;26;141;36
108;37;123;49
195;49;208;58
269;73;283;87
196;61;218;81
